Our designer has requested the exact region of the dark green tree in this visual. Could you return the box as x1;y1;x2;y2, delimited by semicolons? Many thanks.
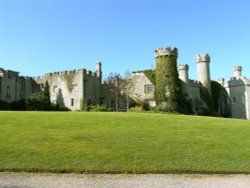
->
44;80;51;110
28;80;51;110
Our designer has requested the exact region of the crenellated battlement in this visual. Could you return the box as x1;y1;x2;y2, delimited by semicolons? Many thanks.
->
196;54;210;63
188;79;200;87
33;68;99;83
154;47;178;58
178;64;189;71
233;66;242;72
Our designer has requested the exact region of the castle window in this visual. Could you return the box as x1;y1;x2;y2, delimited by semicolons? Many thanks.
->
6;86;11;99
110;100;115;109
71;98;74;106
232;96;237;104
164;86;169;94
123;99;127;109
53;86;58;92
144;84;155;94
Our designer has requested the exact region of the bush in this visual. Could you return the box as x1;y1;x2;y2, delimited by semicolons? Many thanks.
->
128;106;144;113
89;104;111;112
28;92;51;111
0;100;10;110
51;103;70;111
10;100;27;111
80;99;91;111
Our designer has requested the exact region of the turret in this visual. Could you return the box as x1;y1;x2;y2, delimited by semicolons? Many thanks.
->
96;61;102;83
233;66;242;79
178;64;189;83
155;47;181;112
196;53;211;92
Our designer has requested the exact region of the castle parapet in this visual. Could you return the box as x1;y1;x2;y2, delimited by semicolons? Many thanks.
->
188;79;200;87
154;47;178;58
196;54;210;63
178;64;189;71
233;66;242;79
218;78;225;86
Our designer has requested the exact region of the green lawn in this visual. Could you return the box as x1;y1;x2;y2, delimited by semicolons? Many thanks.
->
1;111;250;174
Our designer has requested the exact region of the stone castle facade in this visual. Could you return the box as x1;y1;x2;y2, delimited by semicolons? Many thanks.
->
34;62;102;111
0;47;250;120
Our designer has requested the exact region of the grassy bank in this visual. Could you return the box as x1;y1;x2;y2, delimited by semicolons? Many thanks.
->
0;111;250;174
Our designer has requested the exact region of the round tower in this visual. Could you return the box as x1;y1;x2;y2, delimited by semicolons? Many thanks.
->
196;53;211;91
96;61;102;83
155;47;181;112
233;66;242;79
178;64;189;83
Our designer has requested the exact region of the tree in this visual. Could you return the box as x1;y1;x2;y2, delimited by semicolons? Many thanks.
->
106;73;122;111
28;92;50;110
44;80;51;110
120;70;134;111
28;80;51;110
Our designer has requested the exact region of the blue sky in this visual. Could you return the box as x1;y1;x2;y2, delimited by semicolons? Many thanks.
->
1;0;250;81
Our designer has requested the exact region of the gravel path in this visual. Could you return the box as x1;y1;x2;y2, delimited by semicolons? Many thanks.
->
1;173;250;188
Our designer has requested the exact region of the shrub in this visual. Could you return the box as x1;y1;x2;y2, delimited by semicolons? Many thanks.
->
89;104;111;112
128;106;144;113
0;100;10;110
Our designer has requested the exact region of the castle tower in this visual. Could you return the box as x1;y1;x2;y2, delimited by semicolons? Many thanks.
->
178;64;189;83
96;61;102;83
155;47;181;112
233;66;242;79
196;53;211;91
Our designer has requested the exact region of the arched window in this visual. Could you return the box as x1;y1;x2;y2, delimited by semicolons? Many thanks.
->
6;86;11;99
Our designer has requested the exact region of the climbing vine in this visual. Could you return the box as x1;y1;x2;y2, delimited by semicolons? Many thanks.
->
63;71;75;92
155;54;182;112
143;69;156;85
199;84;214;115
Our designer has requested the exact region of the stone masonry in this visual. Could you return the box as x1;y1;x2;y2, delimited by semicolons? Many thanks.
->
1;49;250;119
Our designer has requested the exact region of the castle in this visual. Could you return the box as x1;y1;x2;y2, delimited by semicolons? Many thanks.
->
0;47;250;120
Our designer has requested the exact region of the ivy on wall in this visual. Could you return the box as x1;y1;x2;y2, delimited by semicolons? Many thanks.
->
211;81;222;112
143;69;156;85
199;84;214;115
63;71;75;92
155;54;182;112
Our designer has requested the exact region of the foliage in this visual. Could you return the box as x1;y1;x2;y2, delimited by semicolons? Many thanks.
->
9;100;27;111
179;97;193;114
28;91;51;110
51;103;70;111
106;73;122;111
63;71;75;92
80;99;91;111
28;80;51;111
199;84;215;115
128;105;144;113
89;104;111;112
1;112;250;174
0;100;10;110
211;81;222;112
44;80;50;103
155;53;182;112
143;69;156;85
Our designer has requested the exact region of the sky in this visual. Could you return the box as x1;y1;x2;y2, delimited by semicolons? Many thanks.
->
1;0;250;81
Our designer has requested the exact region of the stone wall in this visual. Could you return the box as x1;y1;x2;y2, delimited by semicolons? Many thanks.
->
129;71;155;107
34;68;101;111
0;69;38;103
226;78;247;119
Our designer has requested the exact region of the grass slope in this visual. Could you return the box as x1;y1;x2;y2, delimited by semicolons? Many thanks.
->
1;111;250;174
